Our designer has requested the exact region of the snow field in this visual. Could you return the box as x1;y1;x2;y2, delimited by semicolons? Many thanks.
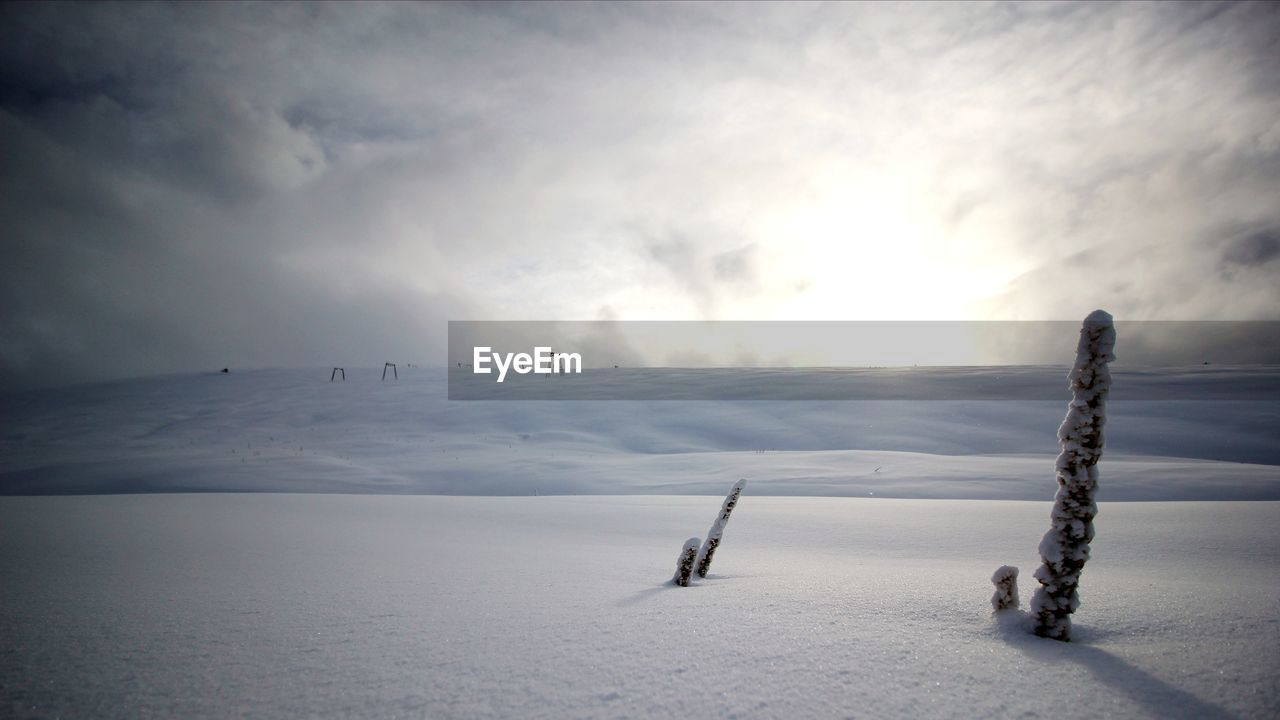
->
2;494;1277;718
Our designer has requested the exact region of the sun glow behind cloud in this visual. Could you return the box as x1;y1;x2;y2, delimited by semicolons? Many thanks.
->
758;172;973;320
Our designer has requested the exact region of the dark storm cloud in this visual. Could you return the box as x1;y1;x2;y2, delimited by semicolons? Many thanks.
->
0;2;498;389
1;2;1278;390
1221;229;1280;267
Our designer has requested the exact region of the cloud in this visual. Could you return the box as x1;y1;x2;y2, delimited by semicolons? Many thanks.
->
712;244;760;288
1221;228;1280;267
1;2;1278;389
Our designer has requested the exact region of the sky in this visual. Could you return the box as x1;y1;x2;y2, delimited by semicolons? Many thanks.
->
1;1;1278;389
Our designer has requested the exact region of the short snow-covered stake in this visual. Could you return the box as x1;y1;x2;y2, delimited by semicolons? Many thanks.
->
696;479;746;578
991;566;1020;612
995;310;1115;640
673;538;701;587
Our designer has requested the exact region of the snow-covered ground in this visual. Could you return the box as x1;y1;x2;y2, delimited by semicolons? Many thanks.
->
2;367;1278;498
2;366;1278;717
2;494;1277;718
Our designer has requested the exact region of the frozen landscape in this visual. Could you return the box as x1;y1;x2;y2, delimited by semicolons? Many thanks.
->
5;1;1280;716
2;366;1279;717
3;494;1278;718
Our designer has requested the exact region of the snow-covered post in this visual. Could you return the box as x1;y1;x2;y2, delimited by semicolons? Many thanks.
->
673;537;701;587
1029;310;1116;641
991;566;1020;612
696;479;746;578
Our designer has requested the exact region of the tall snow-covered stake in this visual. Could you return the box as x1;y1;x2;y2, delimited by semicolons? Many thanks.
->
696;479;746;578
1029;310;1116;641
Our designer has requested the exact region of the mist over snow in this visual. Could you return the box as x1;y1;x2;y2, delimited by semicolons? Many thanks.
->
3;367;1276;499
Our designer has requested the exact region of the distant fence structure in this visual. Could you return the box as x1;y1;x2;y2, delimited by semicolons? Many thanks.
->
331;368;345;382
382;363;397;381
